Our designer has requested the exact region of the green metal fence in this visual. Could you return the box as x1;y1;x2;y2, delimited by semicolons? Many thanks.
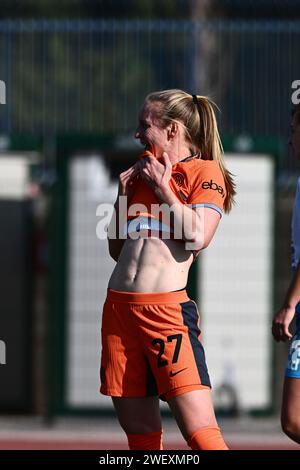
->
0;19;300;176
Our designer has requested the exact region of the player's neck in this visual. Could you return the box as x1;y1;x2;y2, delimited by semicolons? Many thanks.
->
168;142;195;165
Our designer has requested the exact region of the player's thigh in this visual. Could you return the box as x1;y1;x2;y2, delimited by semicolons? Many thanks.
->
281;377;300;428
167;389;218;440
112;396;162;434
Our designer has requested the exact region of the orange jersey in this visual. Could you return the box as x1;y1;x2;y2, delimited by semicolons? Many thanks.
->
126;158;226;236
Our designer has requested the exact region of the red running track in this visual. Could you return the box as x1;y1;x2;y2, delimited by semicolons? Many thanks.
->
0;439;298;450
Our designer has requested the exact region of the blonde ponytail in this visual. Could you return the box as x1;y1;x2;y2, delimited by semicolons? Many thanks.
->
193;95;236;213
146;89;236;213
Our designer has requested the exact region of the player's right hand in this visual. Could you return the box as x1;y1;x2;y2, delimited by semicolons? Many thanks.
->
272;306;295;342
118;163;139;198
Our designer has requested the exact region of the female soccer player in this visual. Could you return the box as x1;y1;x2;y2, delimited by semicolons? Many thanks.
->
272;103;300;445
100;89;235;450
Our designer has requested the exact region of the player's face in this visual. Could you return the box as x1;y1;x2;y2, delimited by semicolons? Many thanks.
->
289;114;300;160
135;101;168;158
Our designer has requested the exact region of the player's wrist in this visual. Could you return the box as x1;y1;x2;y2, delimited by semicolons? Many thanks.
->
282;299;297;310
154;183;174;202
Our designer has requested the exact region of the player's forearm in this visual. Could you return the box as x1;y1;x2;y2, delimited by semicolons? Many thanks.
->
107;197;126;261
108;238;126;261
282;261;300;309
155;186;203;248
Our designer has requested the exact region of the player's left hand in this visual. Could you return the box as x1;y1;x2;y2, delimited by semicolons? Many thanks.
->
138;152;172;197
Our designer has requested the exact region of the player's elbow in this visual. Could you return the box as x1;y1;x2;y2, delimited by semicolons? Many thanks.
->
185;235;206;252
108;239;122;262
281;417;300;444
201;227;217;249
108;246;119;262
192;230;213;250
202;235;213;249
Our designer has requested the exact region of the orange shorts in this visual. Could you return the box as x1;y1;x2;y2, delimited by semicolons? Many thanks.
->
100;289;211;401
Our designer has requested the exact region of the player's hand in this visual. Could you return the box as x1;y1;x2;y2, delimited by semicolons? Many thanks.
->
118;163;139;198
272;306;295;342
139;152;172;197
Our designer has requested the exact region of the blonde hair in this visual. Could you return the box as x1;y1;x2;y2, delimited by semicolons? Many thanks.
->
146;89;236;213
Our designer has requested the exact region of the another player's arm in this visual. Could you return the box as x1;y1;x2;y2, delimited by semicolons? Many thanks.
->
272;261;300;342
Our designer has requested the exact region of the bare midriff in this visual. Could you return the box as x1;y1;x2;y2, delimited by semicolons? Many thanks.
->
108;238;193;293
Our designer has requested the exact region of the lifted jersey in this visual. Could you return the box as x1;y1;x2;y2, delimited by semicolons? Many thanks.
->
126;158;226;236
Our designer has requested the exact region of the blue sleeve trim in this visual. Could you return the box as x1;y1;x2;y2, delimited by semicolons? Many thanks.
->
191;203;223;217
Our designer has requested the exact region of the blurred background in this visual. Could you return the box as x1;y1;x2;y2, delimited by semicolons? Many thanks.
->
0;0;300;450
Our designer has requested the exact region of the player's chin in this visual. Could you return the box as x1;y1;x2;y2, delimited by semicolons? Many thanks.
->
154;149;166;160
150;146;159;158
144;145;157;158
